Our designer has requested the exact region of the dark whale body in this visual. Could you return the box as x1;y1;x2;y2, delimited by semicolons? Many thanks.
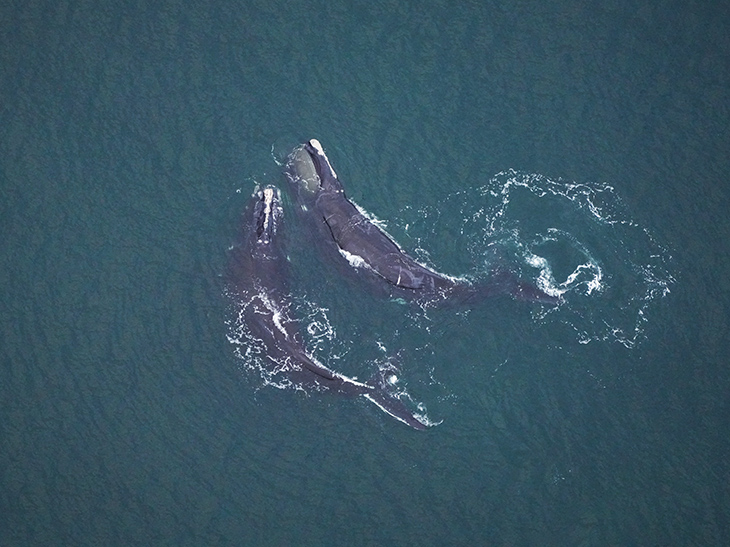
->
229;186;428;430
285;139;559;305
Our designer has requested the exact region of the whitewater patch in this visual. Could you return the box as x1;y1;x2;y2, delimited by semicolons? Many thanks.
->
397;169;675;348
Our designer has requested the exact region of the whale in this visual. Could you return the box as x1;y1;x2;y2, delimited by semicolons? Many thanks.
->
228;185;428;430
285;139;560;305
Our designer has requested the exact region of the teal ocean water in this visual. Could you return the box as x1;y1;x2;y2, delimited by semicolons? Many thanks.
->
2;0;728;544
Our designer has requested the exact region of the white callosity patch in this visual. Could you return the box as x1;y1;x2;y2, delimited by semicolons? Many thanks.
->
308;138;338;179
252;185;283;246
262;187;274;234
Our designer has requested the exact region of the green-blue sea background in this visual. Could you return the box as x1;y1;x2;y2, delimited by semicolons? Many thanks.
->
2;0;728;545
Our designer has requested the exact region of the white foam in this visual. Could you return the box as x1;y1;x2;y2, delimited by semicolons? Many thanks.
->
349;200;471;286
352;202;395;242
524;253;565;298
338;248;373;270
451;169;677;346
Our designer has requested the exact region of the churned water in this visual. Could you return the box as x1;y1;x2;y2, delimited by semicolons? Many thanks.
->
2;0;728;545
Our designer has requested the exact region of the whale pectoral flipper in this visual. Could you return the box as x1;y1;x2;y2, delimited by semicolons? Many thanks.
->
298;354;339;381
364;392;428;431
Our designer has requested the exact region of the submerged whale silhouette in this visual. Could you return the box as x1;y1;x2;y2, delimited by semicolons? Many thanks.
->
285;139;559;306
228;185;428;430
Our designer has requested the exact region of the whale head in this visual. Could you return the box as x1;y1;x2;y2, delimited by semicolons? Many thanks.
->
305;139;339;183
286;144;320;196
285;139;343;199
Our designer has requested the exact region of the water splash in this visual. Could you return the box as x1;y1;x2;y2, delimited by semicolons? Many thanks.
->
224;285;439;426
403;169;675;348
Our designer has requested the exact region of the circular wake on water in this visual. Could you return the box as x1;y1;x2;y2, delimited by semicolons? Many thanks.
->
402;169;675;348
